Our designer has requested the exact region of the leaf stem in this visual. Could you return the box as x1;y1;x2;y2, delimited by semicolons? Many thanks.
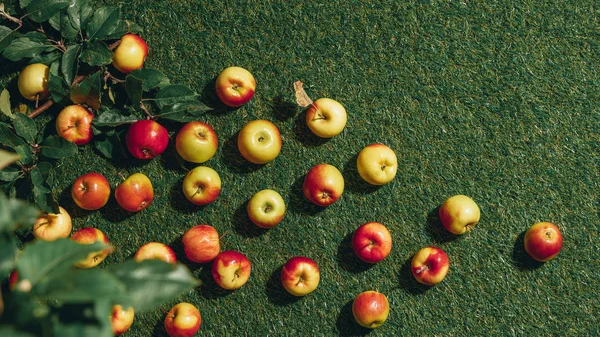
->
139;102;153;119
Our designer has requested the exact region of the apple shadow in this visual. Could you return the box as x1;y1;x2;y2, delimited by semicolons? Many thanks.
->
57;186;89;220
265;265;303;306
97;191;136;223
220;133;263;174
512;230;544;271
151;319;169;337
342;153;382;195
335;299;373;336
293;108;331;148
336;232;375;274
159;141;188;172
425;206;460;244
168;176;208;214
397;255;430;295
272;95;299;122
231;200;269;238
286;174;326;216
196;263;233;300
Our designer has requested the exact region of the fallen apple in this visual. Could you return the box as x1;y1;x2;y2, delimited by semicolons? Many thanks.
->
352;291;390;329
55;105;94;145
302;163;344;206
33;206;72;241
215;66;256;107
237;119;282;164
111;304;135;336
126;119;169;160
70;227;112;268
134;242;177;264
112;34;148;74
182;224;220;263
351;222;392;264
247;189;286;228
211;250;251;290
439;194;480;235
411;246;450;286
175;121;219;163
356;143;398;185
182;166;221;205
71;172;111;211
280;256;320;296
305;98;347;138
164;302;201;337
524;222;563;262
115;173;154;212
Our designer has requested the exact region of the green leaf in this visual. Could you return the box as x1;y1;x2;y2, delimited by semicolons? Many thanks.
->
49;8;78;41
14;144;33;166
24;0;71;23
94;109;136;127
103;19;129;40
0;232;19;278
0;166;22;181
0;193;40;232
40;135;78;159
152;84;199;109
33;185;58;214
49;72;71;106
2;37;54;61
28;50;61;65
61;45;80;85
13;113;37;144
0;88;13;119
0;122;27;148
36;268;125;302
0;25;16;52
0;326;37;337
85;6;120;41
30;161;53;193
80;40;112;67
125;74;142;105
70;71;101;110
68;0;93;31
50;301;113;337
158;101;212;122
93;127;127;160
129;68;170;91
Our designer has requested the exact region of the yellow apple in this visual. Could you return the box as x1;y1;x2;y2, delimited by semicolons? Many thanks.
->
32;206;72;241
111;305;135;336
18;63;50;101
182;166;221;205
305;98;347;138
439;195;480;235
164;302;201;337
175;121;219;163
247;189;286;228
237;120;282;164
356;143;398;185
112;34;148;73
70;227;112;268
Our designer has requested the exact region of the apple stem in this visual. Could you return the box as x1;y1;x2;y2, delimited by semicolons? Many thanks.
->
219;230;229;240
139;102;154;119
108;40;121;51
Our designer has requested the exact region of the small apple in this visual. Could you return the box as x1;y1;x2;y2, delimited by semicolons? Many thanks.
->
115;173;154;212
215;66;256;107
351;222;392;264
411;246;450;286
356;144;398;185
111;304;135;336
352;291;390;329
280;256;320;296
55;105;94;145
134;242;177;264
182;166;221;205
175;121;218;163
247;189;286;228
211;250;251;290
182;225;220;264
164;302;201;337
439;194;481;235
70;227;112;268
524;222;563;262
126;119;169;160
33;206;72;241
71;172;111;211
8;270;18;291
305;98;347;138
112;34;148;74
237;120;282;164
18;63;49;101
302;163;344;206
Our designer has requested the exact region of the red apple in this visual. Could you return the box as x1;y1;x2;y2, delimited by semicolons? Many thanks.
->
280;256;320;296
352;291;390;329
134;242;177;264
115;173;154;212
302;163;344;206
211;250;251;290
55;105;94;145
175;121;219;163
182;225;220;263
411;246;449;286
126;120;169;160
182;166;221;206
111;304;135;336
524;222;563;262
164;302;201;337
70;227;112;268
8;270;18;291
351;222;392;264
215;66;256;107
112;34;148;74
71;172;111;211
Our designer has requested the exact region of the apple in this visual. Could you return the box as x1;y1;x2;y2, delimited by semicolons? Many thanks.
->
351;222;392;264
305;98;347;138
280;256;320;296
55;105;94;145
71;172;111;211
112;34;148;74
134;242;177;264
439;194;481;235
411;246;450;286
524;222;563;262
352;291;390;329
115;173;154;212
8;270;18;291
70;227;112;268
215;66;256;107
211;250;251;290
164;302;201;337
247;189;286;228
126;119;169;160
175;121;218;163
18;63;49;101
111;304;135;336
182;225;220;263
302;163;344;206
182;166;221;205
33;206;72;241
237;120;282;164
356;144;398;185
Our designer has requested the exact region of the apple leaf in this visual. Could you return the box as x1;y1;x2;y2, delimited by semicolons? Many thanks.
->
33;185;59;214
158;101;212;122
14;144;33;166
61;45;80;85
0;122;27;148
30;161;53;194
2;37;54;62
0;193;39;232
0;232;19;278
12;114;37;144
103;19;129;40
80;40;112;67
152;84;199;109
49;72;72;106
85;6;120;41
35;268;125;302
23;0;71;23
40;135;78;159
0;149;20;170
67;0;93;32
70;71;101;110
129;68;170;92
124;75;143;106
93;127;128;160
0;88;13;119
294;81;313;107
94;109;137;127
29;50;62;65
49;8;79;41
0;326;38;337
0;25;16;53
50;300;113;337
0;166;22;181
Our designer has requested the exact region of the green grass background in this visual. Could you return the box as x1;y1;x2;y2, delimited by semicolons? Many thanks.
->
3;0;600;336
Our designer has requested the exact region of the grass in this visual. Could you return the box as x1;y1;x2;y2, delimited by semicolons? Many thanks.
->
2;0;600;336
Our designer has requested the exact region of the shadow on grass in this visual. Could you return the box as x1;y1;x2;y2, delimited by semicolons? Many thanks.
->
293;108;330;148
336;231;374;274
512;230;544;270
265;265;302;306
221;132;263;174
232;199;269;238
168;176;209;214
159;141;188;172
200;76;235;116
272;95;298;122
197;263;233;300
425;206;459;244
152;319;169;337
342;153;382;195
397;255;430;295
335;299;373;337
286;174;326;216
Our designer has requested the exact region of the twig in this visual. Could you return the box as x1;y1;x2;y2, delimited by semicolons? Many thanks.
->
0;7;22;26
139;102;153;119
28;100;54;118
108;40;121;51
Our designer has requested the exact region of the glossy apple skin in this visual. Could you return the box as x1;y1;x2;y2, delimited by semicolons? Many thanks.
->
111;304;135;336
33;206;72;241
71;173;111;210
352;291;390;329
524;222;563;262
175;121;218;163
55;105;94;145
126;120;169;160
356;144;398;185
237;120;282;164
112;34;148;73
247;189;286;228
70;227;112;268
352;222;392;264
215;66;256;107
134;242;177;264
211;250;251;290
18;63;50;101
182;225;220;263
280;256;320;296
439;194;481;235
411;246;450;286
305;98;347;138
302;163;345;206
164;302;201;337
182;166;221;205
115;173;154;212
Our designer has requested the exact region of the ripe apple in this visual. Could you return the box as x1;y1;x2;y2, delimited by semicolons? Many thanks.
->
305;98;347;138
524;222;563;262
247;189;286;228
126;119;169;160
411;246;450;286
112;34;148;74
55;105;94;145
302;163;344;206
134;242;177;264
356;144;398;185
18;63;49;101
439;194;481;235
164;302;201;337
182;225;220;263
215;66;256;107
351;222;392;264
111;304;135;336
211;250;251;290
8;270;18;291
70;227;112;268
280;256;320;296
237;120;282;164
352;291;390;329
33;206;72;241
114;173;154;212
71;172;111;211
182;166;221;205
175;121;218;163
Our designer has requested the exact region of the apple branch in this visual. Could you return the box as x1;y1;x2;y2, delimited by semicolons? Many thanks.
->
0;6;23;27
28;75;86;118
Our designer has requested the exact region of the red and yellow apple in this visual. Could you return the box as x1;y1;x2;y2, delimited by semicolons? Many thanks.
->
352;222;392;264
33;206;72;241
18;63;49;101
182;225;220;264
112;34;148;74
411;246;449;286
182;166;221;205
175;121;218;163
215;66;256;107
524;222;563;262
211;250;251;290
439;194;480;235
71;172;111;211
356;144;397;185
134;242;177;264
111;304;135;336
280;256;320;296
164;302;201;337
126;120;169;160
247;189;286;228
305;98;347;138
115;173;154;212
55;105;94;145
352;291;390;329
302;163;344;206
237;120;282;164
70;227;112;268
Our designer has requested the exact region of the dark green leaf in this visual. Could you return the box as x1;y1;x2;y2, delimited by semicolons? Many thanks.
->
85;6;120;41
0;122;27;148
0;326;37;337
50;300;113;337
36;268;125;302
30;162;53;193
40;135;78;159
68;0;93;31
0;25;16;52
22;31;48;42
49;8;78;41
14;144;33;166
158;101;212;122
2;37;54;62
62;45;80;85
49;73;72;106
0;88;13;118
28;50;61;65
129;68;170;91
70;71;101;110
152;84;199;109
33;185;58;214
127;21;143;35
125;75;142;105
93;127;127;160
0;232;19;278
0;193;40;232
13;113;37;143
0;166;21;181
103;19;128;40
80;40;112;66
94;109;136;127
24;0;71;23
